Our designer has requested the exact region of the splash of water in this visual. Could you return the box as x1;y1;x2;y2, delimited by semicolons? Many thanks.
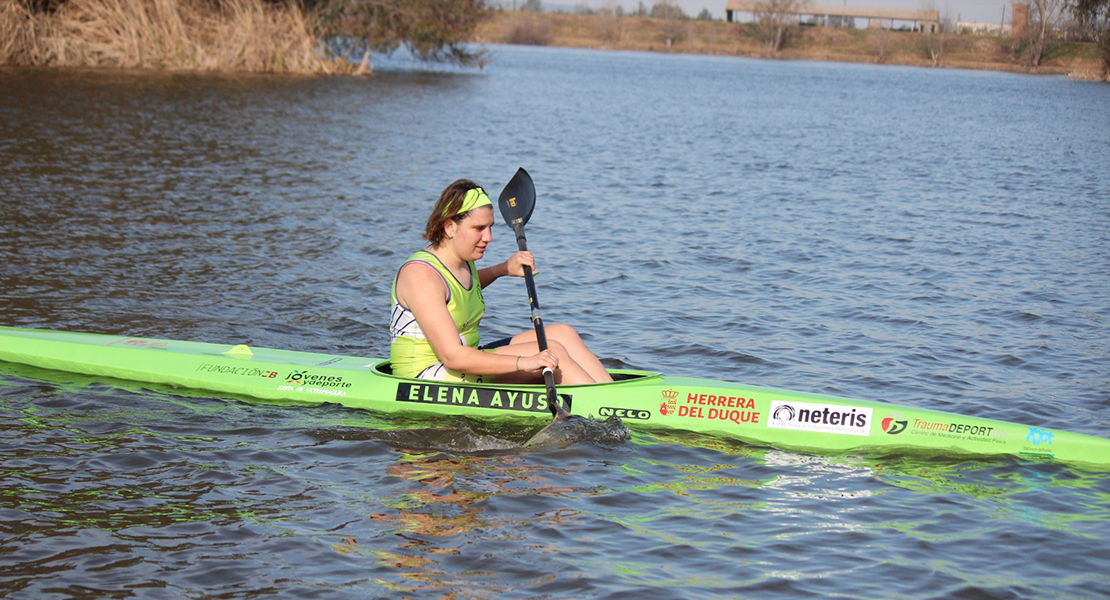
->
373;414;630;454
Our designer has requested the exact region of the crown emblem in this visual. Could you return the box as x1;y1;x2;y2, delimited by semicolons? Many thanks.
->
660;389;679;400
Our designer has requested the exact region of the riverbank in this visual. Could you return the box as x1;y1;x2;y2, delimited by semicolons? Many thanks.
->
0;0;354;74
473;10;1106;80
3;2;1102;79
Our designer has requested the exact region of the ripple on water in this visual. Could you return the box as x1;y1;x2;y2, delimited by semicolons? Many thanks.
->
2;48;1110;599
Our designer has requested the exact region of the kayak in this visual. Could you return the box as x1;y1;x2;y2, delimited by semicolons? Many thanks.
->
1;325;1107;467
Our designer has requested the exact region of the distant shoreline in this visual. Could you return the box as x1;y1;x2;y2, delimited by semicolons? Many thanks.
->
3;2;1101;80
473;11;1106;81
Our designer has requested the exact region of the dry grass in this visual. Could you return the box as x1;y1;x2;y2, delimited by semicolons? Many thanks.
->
1;1;47;65
1;0;359;74
475;10;1104;79
502;13;553;46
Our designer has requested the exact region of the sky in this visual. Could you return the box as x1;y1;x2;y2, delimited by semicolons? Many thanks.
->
535;0;1017;26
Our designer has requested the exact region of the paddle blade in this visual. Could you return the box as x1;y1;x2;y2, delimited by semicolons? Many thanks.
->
498;167;536;229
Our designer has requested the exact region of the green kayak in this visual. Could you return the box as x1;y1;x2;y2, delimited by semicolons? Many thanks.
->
1;325;1106;467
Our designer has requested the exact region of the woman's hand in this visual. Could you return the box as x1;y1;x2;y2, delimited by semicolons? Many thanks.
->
518;349;558;373
505;251;535;278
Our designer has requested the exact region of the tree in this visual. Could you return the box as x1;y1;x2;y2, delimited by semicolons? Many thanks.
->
1025;0;1066;66
649;0;685;20
1075;0;1110;78
595;1;624;45
923;26;946;66
312;0;490;68
920;0;946;66
649;0;686;48
696;8;714;21
753;0;802;54
520;0;543;12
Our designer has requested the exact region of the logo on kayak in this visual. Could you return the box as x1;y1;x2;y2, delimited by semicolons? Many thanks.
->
881;414;908;435
767;400;871;437
659;389;679;415
286;370;351;389
1026;427;1054;446
896;417;1005;445
772;404;795;421
197;363;279;379
663;391;761;425
397;382;566;414
599;407;650;420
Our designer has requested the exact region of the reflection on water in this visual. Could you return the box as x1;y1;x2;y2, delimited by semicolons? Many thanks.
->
2;368;1110;598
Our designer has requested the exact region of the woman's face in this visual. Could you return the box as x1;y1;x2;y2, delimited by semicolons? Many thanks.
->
444;206;494;261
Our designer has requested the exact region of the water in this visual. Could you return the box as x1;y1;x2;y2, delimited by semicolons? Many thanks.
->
2;45;1110;598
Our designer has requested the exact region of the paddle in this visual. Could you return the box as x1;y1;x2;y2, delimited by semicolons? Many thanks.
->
498;167;566;418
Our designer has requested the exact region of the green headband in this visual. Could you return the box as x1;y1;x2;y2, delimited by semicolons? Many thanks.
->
450;187;492;217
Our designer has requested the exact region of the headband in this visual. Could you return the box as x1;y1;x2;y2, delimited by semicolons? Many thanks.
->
449;187;492;217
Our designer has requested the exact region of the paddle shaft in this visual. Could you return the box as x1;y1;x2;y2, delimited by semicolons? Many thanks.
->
511;225;562;416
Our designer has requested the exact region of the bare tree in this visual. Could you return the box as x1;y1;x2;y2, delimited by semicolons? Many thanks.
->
752;0;802;54
921;0;946;66
651;0;686;48
1025;0;1066;66
594;0;623;46
923;28;944;65
871;28;894;63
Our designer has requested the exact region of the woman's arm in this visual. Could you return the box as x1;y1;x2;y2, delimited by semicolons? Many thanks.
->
396;262;550;376
478;250;534;288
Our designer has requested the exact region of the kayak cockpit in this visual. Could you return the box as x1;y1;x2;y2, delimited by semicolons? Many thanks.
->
369;360;657;385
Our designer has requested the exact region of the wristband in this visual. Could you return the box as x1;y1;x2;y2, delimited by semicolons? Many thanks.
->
515;356;520;371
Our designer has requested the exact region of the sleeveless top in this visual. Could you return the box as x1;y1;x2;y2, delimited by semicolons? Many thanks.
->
389;250;486;382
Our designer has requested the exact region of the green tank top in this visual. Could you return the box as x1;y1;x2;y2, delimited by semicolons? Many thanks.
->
389;250;486;382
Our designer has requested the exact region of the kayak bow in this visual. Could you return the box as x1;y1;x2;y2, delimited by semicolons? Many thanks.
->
1;326;1106;467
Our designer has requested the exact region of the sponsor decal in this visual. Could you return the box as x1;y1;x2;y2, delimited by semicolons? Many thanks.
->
598;407;650;420
772;404;795;421
286;370;351;389
197;363;279;379
659;389;678;415
396;382;566;414
888;415;1008;445
881;414;908;435
1026;427;1054;446
1019;426;1055;458
666;391;760;425
270;370;354;398
277;385;348;398
767;400;871;436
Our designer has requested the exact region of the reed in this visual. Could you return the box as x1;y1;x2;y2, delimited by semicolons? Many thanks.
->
0;0;356;74
0;1;48;66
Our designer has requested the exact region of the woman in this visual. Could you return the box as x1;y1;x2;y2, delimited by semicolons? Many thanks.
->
390;179;612;385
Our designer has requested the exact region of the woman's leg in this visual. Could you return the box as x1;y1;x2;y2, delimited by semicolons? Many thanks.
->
505;324;613;383
494;337;598;385
544;324;613;382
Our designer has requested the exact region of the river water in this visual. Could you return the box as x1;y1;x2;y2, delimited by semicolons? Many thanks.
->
2;45;1109;599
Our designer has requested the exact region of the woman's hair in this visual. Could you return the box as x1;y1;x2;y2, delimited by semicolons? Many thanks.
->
424;178;484;246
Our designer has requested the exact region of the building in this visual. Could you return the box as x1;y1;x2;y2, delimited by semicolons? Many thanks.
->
956;22;1013;36
725;1;941;32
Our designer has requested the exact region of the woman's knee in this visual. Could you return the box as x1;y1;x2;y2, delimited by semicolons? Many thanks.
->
546;323;582;343
547;339;570;357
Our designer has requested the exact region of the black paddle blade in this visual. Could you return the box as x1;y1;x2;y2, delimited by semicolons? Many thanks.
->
498;167;536;230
